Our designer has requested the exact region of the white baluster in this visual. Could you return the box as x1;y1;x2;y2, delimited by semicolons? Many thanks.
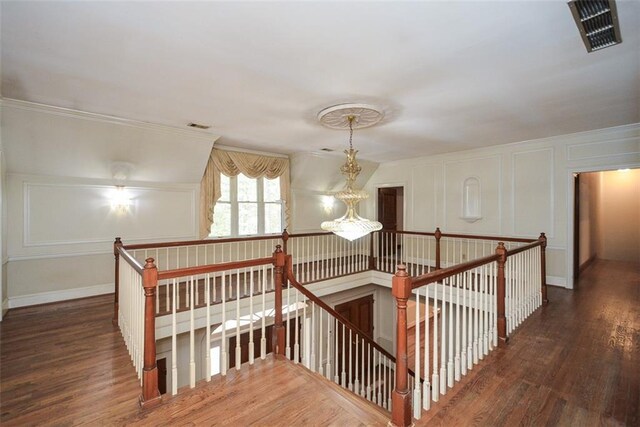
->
454;273;461;382
440;280;447;394
261;266;267;360
318;309;323;375
249;268;255;365
221;272;227;376
432;282;439;402
294;288;300;364
189;276;196;388
326;311;332;380
310;302;316;372
286;281;291;360
423;285;431;411
205;273;212;382
235;270;241;370
171;278;178;395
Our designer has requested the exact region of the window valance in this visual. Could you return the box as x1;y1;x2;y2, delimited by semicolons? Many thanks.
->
199;148;290;238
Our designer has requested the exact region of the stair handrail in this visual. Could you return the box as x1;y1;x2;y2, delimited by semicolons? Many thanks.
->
279;253;421;381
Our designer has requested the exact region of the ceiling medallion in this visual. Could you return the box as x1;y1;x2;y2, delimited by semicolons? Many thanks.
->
317;103;384;130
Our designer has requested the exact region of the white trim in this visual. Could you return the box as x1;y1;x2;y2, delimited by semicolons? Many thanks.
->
8;250;113;262
547;276;567;288
1;98;217;142
8;283;114;309
2;298;8;318
214;144;289;159
23;182;198;246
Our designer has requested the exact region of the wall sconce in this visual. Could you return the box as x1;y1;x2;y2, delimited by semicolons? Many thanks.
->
110;186;132;213
322;195;335;215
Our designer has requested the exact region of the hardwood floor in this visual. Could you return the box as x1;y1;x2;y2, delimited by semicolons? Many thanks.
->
417;259;639;426
1;259;637;426
0;294;389;426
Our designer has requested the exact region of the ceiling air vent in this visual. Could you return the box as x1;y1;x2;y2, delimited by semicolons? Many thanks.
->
321;148;334;152
568;0;622;52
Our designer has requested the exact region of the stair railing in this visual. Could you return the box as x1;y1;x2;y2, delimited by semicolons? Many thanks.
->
272;252;419;411
391;235;547;426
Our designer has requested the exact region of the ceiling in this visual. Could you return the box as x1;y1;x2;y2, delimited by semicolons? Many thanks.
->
2;1;639;163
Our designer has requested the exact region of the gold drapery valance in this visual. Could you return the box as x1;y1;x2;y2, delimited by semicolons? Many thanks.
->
199;148;291;238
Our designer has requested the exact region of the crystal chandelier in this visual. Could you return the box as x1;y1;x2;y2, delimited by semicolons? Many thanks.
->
320;109;382;241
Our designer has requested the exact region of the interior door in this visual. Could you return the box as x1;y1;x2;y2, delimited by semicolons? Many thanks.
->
377;187;402;261
335;295;374;384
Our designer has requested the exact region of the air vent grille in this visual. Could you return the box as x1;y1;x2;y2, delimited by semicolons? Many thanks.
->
568;0;622;52
188;122;211;130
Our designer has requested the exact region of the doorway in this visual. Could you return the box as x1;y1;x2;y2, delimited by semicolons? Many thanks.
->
334;294;374;383
377;186;404;258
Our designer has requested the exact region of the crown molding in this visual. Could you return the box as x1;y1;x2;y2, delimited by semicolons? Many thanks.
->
0;98;219;143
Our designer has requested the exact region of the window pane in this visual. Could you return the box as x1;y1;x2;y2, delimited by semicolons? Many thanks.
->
219;174;231;202
265;203;282;234
264;177;280;202
238;203;258;235
237;174;257;202
210;202;231;237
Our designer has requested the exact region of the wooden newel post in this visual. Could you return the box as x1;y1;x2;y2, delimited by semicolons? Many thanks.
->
272;245;286;356
495;243;508;347
539;232;549;304
113;237;122;326
434;227;442;270
140;258;161;408
391;265;413;427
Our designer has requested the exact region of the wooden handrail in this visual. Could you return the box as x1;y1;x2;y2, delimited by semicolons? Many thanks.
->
118;246;145;274
438;232;535;243
410;252;501;289
283;254;418;379
286;231;334;238
505;239;543;257
122;234;281;250
157;257;274;280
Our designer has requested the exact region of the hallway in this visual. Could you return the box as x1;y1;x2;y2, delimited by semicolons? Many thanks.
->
418;259;639;425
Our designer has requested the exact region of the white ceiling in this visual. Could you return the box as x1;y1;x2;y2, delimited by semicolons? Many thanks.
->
2;1;639;163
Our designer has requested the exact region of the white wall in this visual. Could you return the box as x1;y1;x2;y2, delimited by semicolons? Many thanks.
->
2;102;214;307
597;169;640;263
361;124;640;289
578;172;600;267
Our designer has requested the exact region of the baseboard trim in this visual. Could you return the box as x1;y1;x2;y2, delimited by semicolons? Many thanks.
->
579;254;597;274
8;283;114;309
2;298;9;318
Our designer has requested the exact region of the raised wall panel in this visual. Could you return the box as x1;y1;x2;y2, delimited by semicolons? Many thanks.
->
24;183;196;246
444;156;501;234
512;148;554;238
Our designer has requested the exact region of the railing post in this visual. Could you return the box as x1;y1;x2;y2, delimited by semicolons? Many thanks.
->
272;245;286;356
391;265;413;427
495;243;509;347
434;227;442;270
539;232;549;304
369;232;376;270
113;237;122;326
140;258;161;408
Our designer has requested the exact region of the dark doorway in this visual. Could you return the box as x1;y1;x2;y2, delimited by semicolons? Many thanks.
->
335;294;374;383
377;187;404;259
157;357;167;395
573;173;580;280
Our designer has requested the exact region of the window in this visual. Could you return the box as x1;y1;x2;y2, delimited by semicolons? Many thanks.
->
210;174;283;237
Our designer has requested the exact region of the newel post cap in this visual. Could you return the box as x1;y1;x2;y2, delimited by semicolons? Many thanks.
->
392;264;412;299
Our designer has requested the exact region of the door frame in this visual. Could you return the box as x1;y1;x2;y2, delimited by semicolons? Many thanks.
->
566;162;640;289
374;183;407;231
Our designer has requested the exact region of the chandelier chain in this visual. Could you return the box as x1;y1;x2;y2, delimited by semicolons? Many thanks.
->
348;115;354;150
